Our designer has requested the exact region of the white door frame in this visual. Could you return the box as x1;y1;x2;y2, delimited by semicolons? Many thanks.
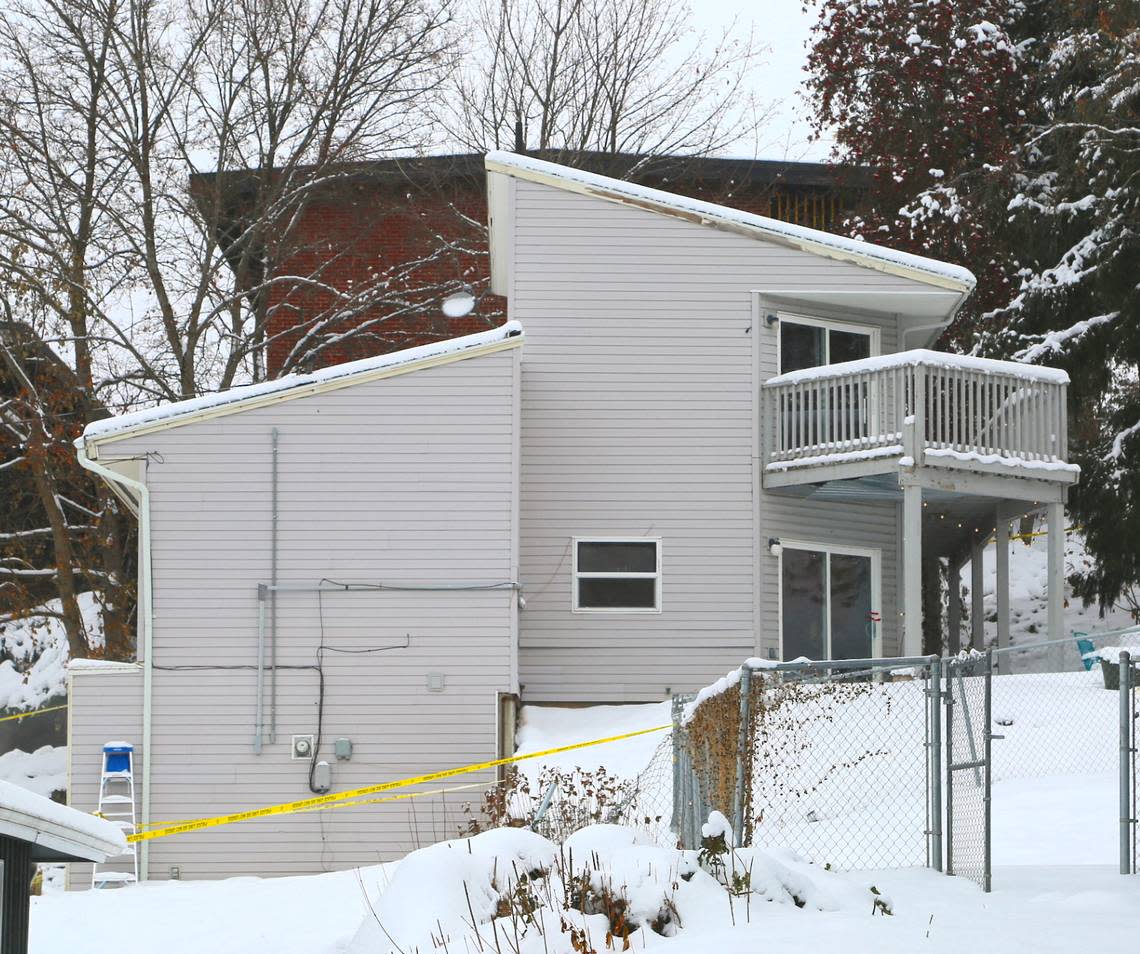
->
777;540;884;660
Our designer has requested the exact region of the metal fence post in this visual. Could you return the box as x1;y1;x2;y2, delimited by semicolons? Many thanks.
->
670;696;683;837
731;666;752;848
984;649;993;893
930;657;943;872
1121;651;1132;875
944;657;955;876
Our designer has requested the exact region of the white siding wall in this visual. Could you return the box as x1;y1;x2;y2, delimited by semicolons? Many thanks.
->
66;667;143;888
68;347;519;880
510;180;916;698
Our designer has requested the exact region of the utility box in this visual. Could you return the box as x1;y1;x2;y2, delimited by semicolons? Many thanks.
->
334;738;352;761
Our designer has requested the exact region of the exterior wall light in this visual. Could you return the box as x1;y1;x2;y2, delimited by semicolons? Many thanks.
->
768;537;783;557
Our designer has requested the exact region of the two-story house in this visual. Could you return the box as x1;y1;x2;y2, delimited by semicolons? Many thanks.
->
67;153;1076;884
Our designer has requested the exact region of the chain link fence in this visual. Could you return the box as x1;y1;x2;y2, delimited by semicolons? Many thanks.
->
474;627;1140;887
672;657;941;871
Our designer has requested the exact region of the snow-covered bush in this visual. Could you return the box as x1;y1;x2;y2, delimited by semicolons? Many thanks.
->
462;764;664;845
347;821;885;954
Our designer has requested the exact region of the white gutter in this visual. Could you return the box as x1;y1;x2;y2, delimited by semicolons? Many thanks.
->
75;442;153;881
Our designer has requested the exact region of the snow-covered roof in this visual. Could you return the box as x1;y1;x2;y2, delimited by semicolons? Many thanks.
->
766;349;1069;387
485;152;977;293
0;779;125;861
81;321;524;445
68;659;142;673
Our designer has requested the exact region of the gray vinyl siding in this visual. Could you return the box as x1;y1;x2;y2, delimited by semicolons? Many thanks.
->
66;667;143;888
68;347;519;880
509;180;915;699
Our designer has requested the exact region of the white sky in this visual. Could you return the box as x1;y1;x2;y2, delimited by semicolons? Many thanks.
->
693;0;832;161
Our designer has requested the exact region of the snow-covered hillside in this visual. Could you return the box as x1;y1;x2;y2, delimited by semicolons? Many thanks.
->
0;592;102;712
961;530;1136;662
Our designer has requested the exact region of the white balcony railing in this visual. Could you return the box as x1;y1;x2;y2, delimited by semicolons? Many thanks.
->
763;350;1073;479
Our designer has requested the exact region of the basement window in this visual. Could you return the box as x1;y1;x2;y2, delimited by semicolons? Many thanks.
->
572;538;661;613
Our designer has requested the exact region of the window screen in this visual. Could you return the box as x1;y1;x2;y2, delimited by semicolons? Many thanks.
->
574;539;660;611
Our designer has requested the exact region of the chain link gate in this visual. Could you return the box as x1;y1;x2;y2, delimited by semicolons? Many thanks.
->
944;650;993;891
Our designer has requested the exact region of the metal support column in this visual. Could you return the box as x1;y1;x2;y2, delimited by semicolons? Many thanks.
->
1046;501;1065;644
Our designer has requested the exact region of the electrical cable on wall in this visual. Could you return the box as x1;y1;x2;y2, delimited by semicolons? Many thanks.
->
309;588;411;795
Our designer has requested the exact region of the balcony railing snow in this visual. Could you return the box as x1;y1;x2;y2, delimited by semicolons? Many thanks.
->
763;349;1074;479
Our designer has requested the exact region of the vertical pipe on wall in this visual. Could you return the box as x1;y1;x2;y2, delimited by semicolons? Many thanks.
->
270;428;279;744
255;584;266;754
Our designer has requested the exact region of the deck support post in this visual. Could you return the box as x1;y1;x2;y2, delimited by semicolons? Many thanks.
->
995;515;1011;673
903;482;923;657
1047;501;1065;643
947;556;962;656
970;541;985;651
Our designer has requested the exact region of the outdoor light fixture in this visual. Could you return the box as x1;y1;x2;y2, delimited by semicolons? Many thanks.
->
768;537;783;557
765;312;779;327
441;289;476;318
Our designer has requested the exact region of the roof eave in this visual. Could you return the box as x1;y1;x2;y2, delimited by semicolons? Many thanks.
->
484;156;975;297
79;329;524;452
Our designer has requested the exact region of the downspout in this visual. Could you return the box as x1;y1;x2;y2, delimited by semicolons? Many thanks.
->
900;292;970;349
75;442;153;882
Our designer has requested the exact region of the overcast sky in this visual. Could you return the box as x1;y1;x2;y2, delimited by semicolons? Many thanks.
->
694;0;831;161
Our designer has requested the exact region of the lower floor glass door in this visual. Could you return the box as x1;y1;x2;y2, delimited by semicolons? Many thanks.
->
781;545;878;661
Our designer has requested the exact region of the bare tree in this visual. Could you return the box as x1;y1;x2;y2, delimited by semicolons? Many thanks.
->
439;0;768;167
0;0;456;653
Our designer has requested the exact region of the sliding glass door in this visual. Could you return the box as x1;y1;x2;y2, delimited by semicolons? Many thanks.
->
781;544;880;661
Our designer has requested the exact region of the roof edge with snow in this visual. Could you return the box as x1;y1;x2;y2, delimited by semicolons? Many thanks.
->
485;151;977;294
766;348;1070;387
80;321;524;449
0;779;125;862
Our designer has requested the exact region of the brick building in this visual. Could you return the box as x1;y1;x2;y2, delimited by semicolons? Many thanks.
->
194;151;863;376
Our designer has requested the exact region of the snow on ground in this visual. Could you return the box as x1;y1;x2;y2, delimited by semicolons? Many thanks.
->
0;745;66;798
29;833;1140;954
0;592;102;712
514;701;671;781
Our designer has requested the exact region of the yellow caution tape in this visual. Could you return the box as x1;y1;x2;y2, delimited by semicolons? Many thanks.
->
0;703;67;724
127;723;670;844
138;779;503;831
294;779;499;816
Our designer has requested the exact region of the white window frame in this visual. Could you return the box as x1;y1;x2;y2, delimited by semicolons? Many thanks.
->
776;540;883;659
776;311;882;373
572;536;662;614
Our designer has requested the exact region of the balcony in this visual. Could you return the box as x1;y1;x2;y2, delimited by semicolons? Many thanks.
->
762;350;1078;495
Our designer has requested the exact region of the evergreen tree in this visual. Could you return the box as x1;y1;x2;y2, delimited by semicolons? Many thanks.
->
805;0;1027;331
983;2;1140;610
